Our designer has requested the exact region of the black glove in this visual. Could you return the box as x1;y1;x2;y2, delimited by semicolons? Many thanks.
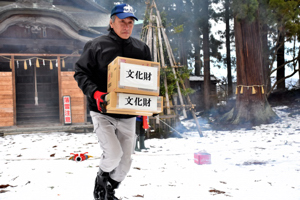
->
152;113;159;117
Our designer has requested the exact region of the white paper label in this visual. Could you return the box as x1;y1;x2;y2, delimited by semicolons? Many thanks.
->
118;93;158;111
119;63;158;90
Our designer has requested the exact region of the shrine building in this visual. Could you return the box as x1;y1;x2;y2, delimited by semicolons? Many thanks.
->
0;0;110;127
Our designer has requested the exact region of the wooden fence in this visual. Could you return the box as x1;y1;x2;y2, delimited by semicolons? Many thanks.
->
60;71;85;124
0;72;14;127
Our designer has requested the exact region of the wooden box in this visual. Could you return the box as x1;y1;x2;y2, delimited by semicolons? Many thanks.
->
107;57;160;96
106;92;163;116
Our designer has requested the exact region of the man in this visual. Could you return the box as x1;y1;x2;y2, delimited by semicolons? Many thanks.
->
74;4;151;200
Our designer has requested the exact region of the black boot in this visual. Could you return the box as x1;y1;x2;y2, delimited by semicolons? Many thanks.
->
135;135;141;152
105;176;120;200
139;136;149;150
93;170;109;200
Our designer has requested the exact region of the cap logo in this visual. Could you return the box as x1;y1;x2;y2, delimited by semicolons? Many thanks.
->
123;4;134;14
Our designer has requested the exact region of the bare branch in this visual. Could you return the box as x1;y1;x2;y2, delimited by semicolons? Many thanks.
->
270;56;300;75
267;68;300;97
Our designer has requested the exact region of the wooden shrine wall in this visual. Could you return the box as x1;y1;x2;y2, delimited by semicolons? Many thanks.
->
60;71;85;123
0;72;14;126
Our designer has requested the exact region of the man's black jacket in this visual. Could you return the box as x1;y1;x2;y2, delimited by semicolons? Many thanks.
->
74;30;152;118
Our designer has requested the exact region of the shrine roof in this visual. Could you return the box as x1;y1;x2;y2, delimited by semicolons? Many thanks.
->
0;0;110;35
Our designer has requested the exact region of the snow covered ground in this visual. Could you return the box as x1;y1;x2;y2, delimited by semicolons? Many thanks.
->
1;106;300;200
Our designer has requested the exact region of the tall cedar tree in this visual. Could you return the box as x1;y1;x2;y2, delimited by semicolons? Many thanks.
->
299;49;300;82
201;0;211;110
276;28;285;90
225;0;233;96
221;0;278;125
193;0;202;76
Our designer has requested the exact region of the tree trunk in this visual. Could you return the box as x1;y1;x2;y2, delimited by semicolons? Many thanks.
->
261;23;271;92
179;37;188;66
177;0;188;67
298;46;300;86
221;13;278;125
194;45;202;75
202;0;211;110
276;28;285;91
225;0;233;97
193;0;201;76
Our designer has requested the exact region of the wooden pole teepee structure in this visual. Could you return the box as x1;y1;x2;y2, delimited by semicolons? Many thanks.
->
142;0;203;137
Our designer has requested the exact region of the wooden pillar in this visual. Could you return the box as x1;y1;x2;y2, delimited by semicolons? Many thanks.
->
11;56;16;125
57;56;62;124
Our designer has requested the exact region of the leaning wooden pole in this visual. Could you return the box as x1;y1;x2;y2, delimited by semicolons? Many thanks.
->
179;77;203;137
154;0;203;136
143;2;171;116
143;0;204;137
156;16;171;115
146;3;153;53
154;1;187;118
152;15;158;62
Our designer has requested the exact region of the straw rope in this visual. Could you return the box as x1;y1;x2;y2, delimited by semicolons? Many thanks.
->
235;85;265;94
1;55;70;70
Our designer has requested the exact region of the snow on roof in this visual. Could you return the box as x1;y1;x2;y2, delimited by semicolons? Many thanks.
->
189;75;218;81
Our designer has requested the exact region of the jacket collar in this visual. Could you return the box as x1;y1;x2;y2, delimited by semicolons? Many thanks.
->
108;30;131;44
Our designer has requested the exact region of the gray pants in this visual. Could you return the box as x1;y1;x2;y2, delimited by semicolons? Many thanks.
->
90;111;136;182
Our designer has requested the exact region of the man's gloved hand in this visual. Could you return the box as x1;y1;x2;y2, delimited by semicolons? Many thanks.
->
93;91;108;113
152;113;159;117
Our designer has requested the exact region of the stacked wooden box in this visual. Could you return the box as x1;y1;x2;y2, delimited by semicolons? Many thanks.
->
106;57;163;116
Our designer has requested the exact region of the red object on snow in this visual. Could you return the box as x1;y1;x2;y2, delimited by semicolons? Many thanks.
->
194;152;211;165
142;116;149;129
70;152;89;162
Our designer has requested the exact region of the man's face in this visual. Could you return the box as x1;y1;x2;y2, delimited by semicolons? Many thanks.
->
110;16;134;39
